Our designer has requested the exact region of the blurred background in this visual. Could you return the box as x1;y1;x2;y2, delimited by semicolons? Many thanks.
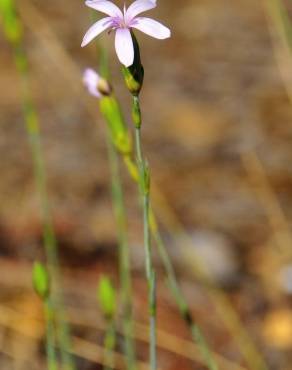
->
1;0;292;369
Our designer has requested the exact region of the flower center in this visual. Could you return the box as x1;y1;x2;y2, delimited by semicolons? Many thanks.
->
119;17;128;29
110;16;129;30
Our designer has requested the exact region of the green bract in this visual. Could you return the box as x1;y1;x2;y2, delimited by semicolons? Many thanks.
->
32;262;50;300
97;276;116;319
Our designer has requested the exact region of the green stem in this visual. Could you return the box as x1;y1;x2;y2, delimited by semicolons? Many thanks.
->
149;271;157;370
20;48;74;370
103;320;116;370
133;98;157;370
123;137;268;370
0;3;75;369
123;143;219;369
44;298;58;370
106;129;137;370
132;91;218;370
135;128;151;281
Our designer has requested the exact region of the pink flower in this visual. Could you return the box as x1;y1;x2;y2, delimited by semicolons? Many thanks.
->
83;68;102;98
81;0;171;67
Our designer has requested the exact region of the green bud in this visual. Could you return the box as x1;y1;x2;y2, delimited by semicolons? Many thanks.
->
32;262;50;300
97;275;116;319
99;96;132;155
122;32;144;96
0;0;23;44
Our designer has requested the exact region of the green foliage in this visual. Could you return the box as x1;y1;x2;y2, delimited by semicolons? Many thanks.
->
97;276;117;319
33;261;50;300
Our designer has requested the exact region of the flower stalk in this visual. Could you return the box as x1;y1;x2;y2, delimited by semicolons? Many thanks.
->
124;159;220;370
122;33;157;369
133;96;157;370
122;29;219;367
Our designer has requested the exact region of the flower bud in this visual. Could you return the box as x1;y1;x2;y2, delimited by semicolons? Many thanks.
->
83;68;112;98
32;262;50;300
97;77;112;96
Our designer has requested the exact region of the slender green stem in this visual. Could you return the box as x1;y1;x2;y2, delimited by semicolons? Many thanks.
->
20;46;75;370
0;3;75;369
135;127;151;280
124;144;268;370
15;39;59;280
133;98;157;370
149;271;157;370
106;128;137;370
123;153;218;370
103;320;116;370
44;298;58;370
134;127;143;167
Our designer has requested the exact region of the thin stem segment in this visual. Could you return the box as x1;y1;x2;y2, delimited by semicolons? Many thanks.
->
106;128;137;370
103;320;116;370
133;97;157;370
122;155;219;370
44;298;58;370
0;3;75;369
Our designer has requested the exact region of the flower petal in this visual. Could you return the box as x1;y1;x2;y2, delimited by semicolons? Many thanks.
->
81;17;112;47
131;17;171;39
83;68;101;98
125;0;156;22
115;28;134;67
85;0;123;18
